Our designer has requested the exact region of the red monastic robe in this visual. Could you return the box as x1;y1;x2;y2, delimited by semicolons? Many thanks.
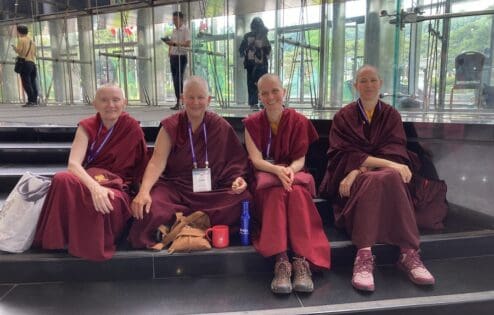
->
33;112;148;261
243;108;331;270
319;101;420;249
128;111;252;249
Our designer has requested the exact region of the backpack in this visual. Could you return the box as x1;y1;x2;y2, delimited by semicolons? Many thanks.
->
410;175;448;230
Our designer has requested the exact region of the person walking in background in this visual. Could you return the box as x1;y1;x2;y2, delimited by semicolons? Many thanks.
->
162;11;191;110
239;17;271;110
12;25;38;107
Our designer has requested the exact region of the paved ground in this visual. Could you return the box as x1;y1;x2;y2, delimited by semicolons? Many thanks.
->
1;103;494;126
0;104;253;127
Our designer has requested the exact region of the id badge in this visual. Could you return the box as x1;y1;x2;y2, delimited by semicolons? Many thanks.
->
265;158;275;164
192;168;212;192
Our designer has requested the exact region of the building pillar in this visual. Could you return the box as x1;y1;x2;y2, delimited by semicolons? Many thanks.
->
137;8;154;105
77;16;95;104
48;19;67;103
364;0;395;97
330;1;345;107
235;14;249;106
0;25;18;102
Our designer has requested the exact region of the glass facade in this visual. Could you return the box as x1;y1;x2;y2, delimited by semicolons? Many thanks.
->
0;0;493;112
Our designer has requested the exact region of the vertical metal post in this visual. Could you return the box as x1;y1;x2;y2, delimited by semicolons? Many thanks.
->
318;0;328;109
120;11;128;100
91;13;98;99
353;22;358;77
274;0;281;75
64;16;74;104
225;0;230;108
36;19;47;104
300;31;305;103
152;5;158;105
330;0;345;107
488;14;494;85
235;14;247;106
438;0;451;109
78;15;95;104
409;14;418;98
392;0;401;107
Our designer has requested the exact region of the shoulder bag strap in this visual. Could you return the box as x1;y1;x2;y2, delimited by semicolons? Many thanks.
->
153;212;188;250
23;40;32;59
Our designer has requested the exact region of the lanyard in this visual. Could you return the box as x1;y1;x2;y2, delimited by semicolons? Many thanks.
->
266;127;272;159
85;123;114;166
187;122;209;169
357;98;381;125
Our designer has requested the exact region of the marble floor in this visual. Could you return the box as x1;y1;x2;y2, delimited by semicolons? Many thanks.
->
1;103;494;127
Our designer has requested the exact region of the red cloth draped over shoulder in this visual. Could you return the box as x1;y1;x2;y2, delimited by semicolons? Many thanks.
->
33;112;148;261
319;101;447;235
161;110;249;189
243;109;330;270
127;111;251;249
243;108;319;165
80;112;148;186
319;101;413;198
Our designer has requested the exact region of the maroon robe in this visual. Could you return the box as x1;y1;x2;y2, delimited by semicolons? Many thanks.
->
128;111;252;249
33;112;148;261
244;108;330;270
319;101;420;249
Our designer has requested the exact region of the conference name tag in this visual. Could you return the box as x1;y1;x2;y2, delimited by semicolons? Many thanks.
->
192;168;212;192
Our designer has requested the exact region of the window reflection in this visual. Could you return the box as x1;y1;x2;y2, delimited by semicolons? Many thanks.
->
0;0;491;113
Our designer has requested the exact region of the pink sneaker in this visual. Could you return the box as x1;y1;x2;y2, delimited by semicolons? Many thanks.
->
352;249;375;291
397;249;435;285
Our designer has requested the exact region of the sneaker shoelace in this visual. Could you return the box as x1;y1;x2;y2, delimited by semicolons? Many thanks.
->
402;250;425;270
293;258;311;278
275;260;291;277
354;253;374;274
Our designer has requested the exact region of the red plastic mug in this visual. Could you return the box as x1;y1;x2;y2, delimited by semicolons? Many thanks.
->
206;225;229;248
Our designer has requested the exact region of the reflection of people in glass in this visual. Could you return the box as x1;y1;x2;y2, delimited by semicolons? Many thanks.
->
239;17;271;110
12;25;38;107
163;11;191;110
319;65;435;292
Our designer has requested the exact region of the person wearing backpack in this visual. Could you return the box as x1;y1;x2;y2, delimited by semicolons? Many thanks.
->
239;17;271;110
12;25;38;107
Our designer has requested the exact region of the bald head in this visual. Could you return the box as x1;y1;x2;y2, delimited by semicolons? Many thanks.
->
183;76;210;96
95;84;125;101
257;73;285;110
257;73;283;90
93;84;127;125
354;65;381;83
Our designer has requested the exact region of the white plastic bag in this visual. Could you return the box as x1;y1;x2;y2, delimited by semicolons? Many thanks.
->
0;172;51;253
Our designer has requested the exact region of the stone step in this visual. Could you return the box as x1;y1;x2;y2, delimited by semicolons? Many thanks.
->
0;229;493;284
1;255;493;314
0;142;156;164
0;125;160;143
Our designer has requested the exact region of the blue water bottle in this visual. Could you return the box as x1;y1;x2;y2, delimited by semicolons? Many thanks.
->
240;200;250;246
